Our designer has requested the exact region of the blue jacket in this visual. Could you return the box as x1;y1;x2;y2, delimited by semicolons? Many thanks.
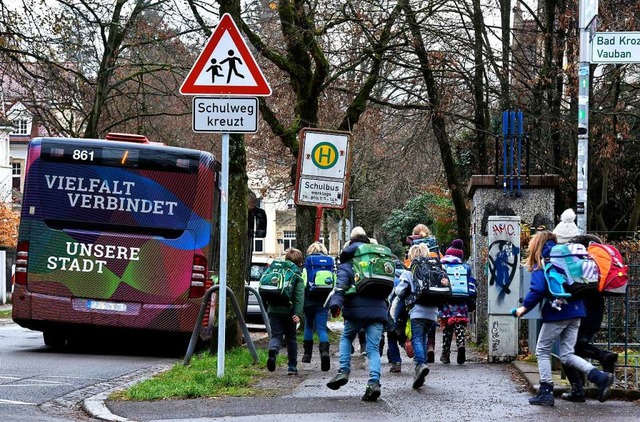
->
327;241;389;324
522;240;586;322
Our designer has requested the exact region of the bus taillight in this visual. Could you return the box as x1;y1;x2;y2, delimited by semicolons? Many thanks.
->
15;241;29;285
189;255;208;298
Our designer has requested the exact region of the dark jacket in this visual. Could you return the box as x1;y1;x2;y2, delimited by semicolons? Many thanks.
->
327;241;389;324
522;240;586;322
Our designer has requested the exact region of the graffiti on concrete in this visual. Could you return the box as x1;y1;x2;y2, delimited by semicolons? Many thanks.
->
488;238;520;303
491;319;501;353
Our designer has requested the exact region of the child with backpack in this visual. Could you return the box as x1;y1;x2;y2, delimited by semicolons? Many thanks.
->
326;227;389;402
301;241;334;371
263;247;305;375
439;239;476;365
404;223;439;363
558;232;619;402
513;231;614;406
395;243;442;390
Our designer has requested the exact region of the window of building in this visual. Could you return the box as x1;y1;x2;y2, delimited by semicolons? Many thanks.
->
254;238;264;253
13;119;29;135
281;230;296;250
11;162;21;190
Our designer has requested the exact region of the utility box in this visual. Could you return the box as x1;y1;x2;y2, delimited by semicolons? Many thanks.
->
487;216;521;362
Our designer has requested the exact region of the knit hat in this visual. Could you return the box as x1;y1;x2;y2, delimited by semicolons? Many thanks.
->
445;239;464;260
553;209;581;244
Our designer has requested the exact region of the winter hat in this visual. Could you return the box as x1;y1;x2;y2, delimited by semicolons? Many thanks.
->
445;239;464;260
553;208;581;244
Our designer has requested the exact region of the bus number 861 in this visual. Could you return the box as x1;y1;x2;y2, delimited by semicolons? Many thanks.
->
73;149;95;161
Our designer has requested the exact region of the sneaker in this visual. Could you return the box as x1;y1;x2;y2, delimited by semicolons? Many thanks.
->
390;362;402;373
361;381;381;402
440;352;450;364
457;347;466;365
326;371;349;390
412;363;430;389
427;351;435;363
287;367;298;376
404;339;415;358
267;348;277;372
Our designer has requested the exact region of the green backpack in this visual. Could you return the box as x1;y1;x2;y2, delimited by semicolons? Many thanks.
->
258;260;301;304
348;243;396;299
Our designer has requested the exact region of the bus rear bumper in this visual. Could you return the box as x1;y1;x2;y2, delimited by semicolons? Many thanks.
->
11;286;202;334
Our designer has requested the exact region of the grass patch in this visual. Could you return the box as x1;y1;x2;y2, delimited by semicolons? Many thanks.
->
112;347;268;401
0;309;11;318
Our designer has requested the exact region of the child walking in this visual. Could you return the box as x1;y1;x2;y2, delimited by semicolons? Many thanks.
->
514;231;614;406
439;239;476;365
266;248;305;375
301;241;333;371
395;243;440;389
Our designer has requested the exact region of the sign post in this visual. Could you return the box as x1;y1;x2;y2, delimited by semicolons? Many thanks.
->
180;13;271;377
577;0;597;232
294;129;352;239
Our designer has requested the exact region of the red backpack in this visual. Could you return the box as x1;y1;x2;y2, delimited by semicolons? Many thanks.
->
587;243;629;296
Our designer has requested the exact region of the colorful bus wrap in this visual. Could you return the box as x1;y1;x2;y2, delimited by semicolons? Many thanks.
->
12;135;220;346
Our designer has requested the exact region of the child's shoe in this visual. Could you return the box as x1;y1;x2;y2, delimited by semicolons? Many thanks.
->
427;351;435;363
561;383;586;402
266;348;277;372
390;362;402;373
440;352;450;364
588;368;614;402
529;382;554;406
326;370;349;390
457;347;466;364
361;381;381;402
412;363;430;389
319;342;331;372
287;366;298;376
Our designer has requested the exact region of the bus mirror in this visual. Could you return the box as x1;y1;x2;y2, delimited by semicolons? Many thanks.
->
249;207;267;238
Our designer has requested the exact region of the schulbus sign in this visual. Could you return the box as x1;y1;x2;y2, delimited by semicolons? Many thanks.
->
294;128;352;209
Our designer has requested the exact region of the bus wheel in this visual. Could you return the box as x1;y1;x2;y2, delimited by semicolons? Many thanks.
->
43;331;66;348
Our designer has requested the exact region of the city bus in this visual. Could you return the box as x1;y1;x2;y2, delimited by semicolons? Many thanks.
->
12;133;220;347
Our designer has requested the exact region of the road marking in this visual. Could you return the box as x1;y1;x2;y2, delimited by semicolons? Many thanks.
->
0;398;36;405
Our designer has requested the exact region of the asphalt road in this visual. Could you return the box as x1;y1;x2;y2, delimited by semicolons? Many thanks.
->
0;319;176;421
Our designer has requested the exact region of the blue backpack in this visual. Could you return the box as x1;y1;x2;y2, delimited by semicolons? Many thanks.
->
445;262;472;298
304;254;336;298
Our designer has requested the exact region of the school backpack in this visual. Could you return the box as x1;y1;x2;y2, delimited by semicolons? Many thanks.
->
412;236;439;252
258;260;301;304
549;243;599;285
445;262;472;298
304;254;336;298
405;256;451;307
588;243;629;296
545;243;599;300
348;243;396;299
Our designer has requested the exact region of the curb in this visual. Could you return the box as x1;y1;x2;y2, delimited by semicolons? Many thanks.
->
83;392;135;422
512;360;640;400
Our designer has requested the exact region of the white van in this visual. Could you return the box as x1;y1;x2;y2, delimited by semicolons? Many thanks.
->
246;256;272;319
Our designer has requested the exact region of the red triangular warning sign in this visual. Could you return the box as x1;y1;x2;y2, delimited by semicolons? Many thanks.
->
180;14;272;96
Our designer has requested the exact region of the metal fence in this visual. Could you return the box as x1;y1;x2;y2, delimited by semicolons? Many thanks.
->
597;250;640;390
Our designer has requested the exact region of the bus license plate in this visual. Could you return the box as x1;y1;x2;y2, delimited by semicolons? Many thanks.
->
87;300;127;312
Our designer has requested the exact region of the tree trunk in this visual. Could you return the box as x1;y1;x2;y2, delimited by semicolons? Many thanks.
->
400;0;469;244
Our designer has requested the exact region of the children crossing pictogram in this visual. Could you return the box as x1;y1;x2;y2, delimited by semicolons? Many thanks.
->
180;14;271;96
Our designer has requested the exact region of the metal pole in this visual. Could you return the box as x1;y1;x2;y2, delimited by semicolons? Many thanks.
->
314;206;323;242
0;249;5;305
217;132;230;377
576;0;594;232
